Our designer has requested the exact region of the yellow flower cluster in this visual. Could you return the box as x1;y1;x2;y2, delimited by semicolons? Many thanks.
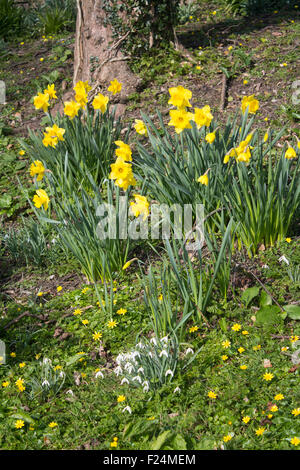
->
109;140;136;191
33;84;57;113
42;124;65;148
224;133;253;164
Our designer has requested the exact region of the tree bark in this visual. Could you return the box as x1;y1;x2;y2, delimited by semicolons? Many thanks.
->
73;0;139;115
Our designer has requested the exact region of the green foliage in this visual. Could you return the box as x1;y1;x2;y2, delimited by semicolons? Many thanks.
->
31;0;77;34
0;0;23;39
221;0;297;16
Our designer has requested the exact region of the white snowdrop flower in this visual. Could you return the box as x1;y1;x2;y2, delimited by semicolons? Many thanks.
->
122;406;132;414
43;357;51;364
137;367;144;374
66;389;74;395
143;381;149;392
51;238;57;245
114;365;123;376
137;342;145;349
160;336;169;343
132;351;141;359
279;255;289;265
132;375;142;384
42;380;50;387
165;369;174;378
124;362;134;374
159;349;168;358
185;348;194;355
121;378;129;385
59;371;65;378
262;264;269;269
148;351;153;358
150;337;157;346
95;371;104;379
173;386;181;394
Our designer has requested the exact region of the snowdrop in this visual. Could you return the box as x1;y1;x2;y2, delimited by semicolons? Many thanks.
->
159;349;168;358
95;371;104;379
122;406;132;414
165;369;174;378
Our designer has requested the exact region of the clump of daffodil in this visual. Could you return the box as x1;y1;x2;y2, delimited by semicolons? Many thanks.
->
168;108;194;134
74;80;91;108
115;140;132;161
168;85;192;108
42;123;65;148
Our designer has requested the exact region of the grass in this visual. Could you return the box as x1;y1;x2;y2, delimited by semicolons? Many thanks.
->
0;1;299;451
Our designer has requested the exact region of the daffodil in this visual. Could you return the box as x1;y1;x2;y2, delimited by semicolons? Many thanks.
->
134;119;147;136
130;194;149;220
33;189;50;210
168;108;194;134
168;85;192;108
64;100;81;119
33;92;50;112
241;95;259;114
30;160;45;181
194;105;213;128
108;79;122;95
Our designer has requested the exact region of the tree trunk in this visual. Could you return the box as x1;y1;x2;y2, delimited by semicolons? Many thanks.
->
73;0;139;115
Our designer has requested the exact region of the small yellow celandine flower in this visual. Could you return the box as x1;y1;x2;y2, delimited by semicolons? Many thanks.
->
117;308;127;315
223;434;232;442
82;319;89;325
2;381;9;387
49;422;58;428
208;391;217;399
73;308;82;316
241;95;259;114
222;340;231;349
285;147;297;159
33;189;50;210
243;80;248;85
263;372;274;381
33;92;50;112
15;420;25;429
92;93;109;113
44;84;57;100
92;331;102;341
110;437;118;447
130;194;149;220
255;427;265;436
205;132;216;144
54;365;62;371
189;325;198;333
64;100;81;119
290;335;299;343
57;286;62;292
268;414;273;419
253;345;261;351
238;347;245;354
221;355;228;361
10;352;16;357
81;287;90;294
285;238;292;243
240;365;247;370
197;173;208;186
291;408;300;417
35;354;41;360
134;119;148;136
108;320;118;329
242;330;249;335
19;362;26;368
108;79;122;95
117;395;126;402
281;346;288;352
274;394;284;401
228;46;233;51
270;405;278;412
290;437;300;446
15;378;25;392
242;416;250;424
19;150;25;156
232;323;242;332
